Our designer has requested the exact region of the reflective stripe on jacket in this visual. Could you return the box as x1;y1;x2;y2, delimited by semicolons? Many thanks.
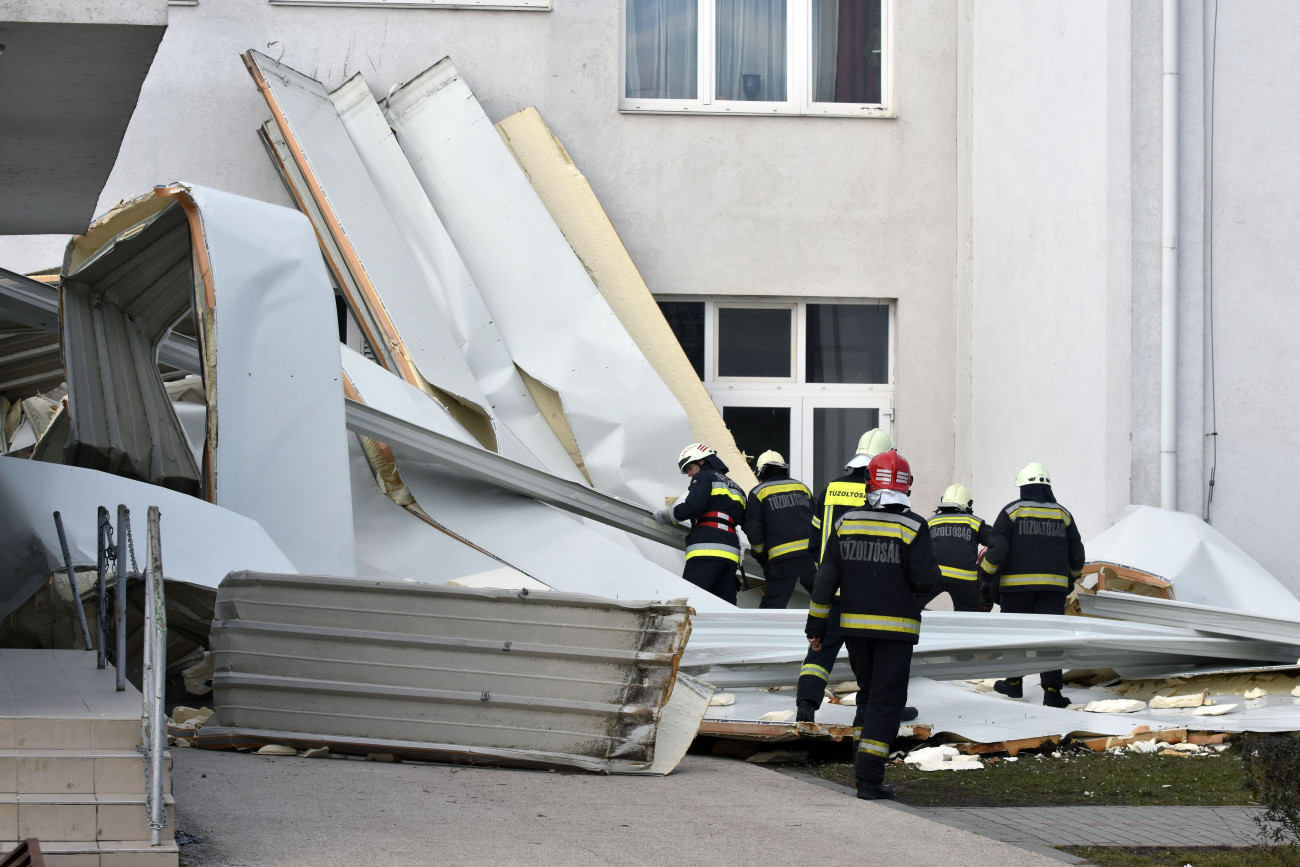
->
980;497;1084;593
927;508;992;583
743;476;813;563
805;506;940;645
672;467;746;562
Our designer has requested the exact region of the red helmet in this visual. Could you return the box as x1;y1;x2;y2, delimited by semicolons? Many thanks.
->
867;449;912;493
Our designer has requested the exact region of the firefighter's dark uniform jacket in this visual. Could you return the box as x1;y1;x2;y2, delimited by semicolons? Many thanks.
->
671;454;746;565
810;467;868;564
979;484;1084;593
928;506;993;586
743;471;813;564
805;505;940;644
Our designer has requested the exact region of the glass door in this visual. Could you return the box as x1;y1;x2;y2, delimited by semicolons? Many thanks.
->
803;396;893;494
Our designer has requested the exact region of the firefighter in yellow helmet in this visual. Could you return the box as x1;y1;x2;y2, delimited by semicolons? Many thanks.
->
654;443;747;604
742;450;814;609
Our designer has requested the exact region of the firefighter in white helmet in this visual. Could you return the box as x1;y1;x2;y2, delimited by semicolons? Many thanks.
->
921;484;994;612
653;443;747;604
796;429;916;725
980;462;1085;708
742;450;814;609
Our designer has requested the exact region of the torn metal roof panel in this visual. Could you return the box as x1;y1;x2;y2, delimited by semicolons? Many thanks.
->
244;50;498;452
1080;590;1300;646
1086;505;1300;619
0;457;296;619
384;58;697;507
328;75;587;482
203;572;706;774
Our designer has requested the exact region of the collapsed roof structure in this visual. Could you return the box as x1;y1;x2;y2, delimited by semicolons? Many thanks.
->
2;53;1299;773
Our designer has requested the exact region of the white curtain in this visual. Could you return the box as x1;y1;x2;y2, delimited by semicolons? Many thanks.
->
715;0;787;102
626;0;699;99
812;0;839;102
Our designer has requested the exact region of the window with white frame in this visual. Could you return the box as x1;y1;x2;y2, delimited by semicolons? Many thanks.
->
622;0;891;117
657;297;893;493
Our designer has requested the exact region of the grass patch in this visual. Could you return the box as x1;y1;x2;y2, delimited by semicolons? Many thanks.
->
1061;845;1300;866
795;744;1255;807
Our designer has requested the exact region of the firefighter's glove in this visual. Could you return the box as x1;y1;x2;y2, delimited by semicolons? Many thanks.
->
979;576;999;609
805;617;827;643
652;507;674;526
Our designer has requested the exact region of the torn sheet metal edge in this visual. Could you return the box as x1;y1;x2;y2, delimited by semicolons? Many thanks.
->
206;571;700;773
1081;590;1300;647
0;457;296;619
493;108;756;492
156;184;356;575
243;51;496;448
384;57;696;507
1085;505;1300;618
344;397;686;551
328;76;584;482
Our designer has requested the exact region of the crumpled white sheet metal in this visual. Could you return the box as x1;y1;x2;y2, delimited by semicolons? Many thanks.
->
0;457;296;619
327;74;584;481
682;610;1300;687
384;57;696;507
1086;505;1300;619
244;51;496;448
340;348;718;609
177;185;355;576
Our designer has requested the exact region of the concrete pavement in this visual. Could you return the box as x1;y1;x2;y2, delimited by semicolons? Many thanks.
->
171;748;1069;866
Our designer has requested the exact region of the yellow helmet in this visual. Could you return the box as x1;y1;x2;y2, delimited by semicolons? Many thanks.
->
940;484;973;511
845;428;894;469
1015;462;1051;486
755;450;787;474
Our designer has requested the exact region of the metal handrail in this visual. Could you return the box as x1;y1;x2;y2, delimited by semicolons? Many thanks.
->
142;506;168;847
52;511;93;652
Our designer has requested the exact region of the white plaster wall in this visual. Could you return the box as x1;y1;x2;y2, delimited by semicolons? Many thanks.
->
969;2;1114;538
0;0;965;508
1191;1;1300;593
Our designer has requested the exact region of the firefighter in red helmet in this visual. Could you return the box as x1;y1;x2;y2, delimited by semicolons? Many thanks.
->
805;449;939;799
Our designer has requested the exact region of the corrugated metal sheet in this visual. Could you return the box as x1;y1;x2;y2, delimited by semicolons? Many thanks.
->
59;200;201;494
682;610;1300;687
1081;591;1300;646
201;572;708;774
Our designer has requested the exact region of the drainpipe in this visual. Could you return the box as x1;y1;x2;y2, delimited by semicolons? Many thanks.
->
1160;0;1180;510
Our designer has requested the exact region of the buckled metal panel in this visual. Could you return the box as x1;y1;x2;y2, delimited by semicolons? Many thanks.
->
203;571;707;774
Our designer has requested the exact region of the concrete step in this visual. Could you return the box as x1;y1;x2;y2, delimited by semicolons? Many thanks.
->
0;838;179;867
0;718;141;753
0;750;171;795
0;793;174;844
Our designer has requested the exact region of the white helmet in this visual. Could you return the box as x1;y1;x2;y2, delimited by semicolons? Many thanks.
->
1015;462;1051;486
940;483;974;511
755;450;787;475
678;443;716;474
845;428;894;469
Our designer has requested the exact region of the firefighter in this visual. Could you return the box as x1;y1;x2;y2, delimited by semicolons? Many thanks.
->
795;429;911;722
979;462;1085;708
805;449;939;800
654;443;747;605
742;450;814;609
922;484;993;612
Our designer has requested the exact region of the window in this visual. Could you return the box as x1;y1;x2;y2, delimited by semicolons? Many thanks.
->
656;297;893;492
622;0;891;117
